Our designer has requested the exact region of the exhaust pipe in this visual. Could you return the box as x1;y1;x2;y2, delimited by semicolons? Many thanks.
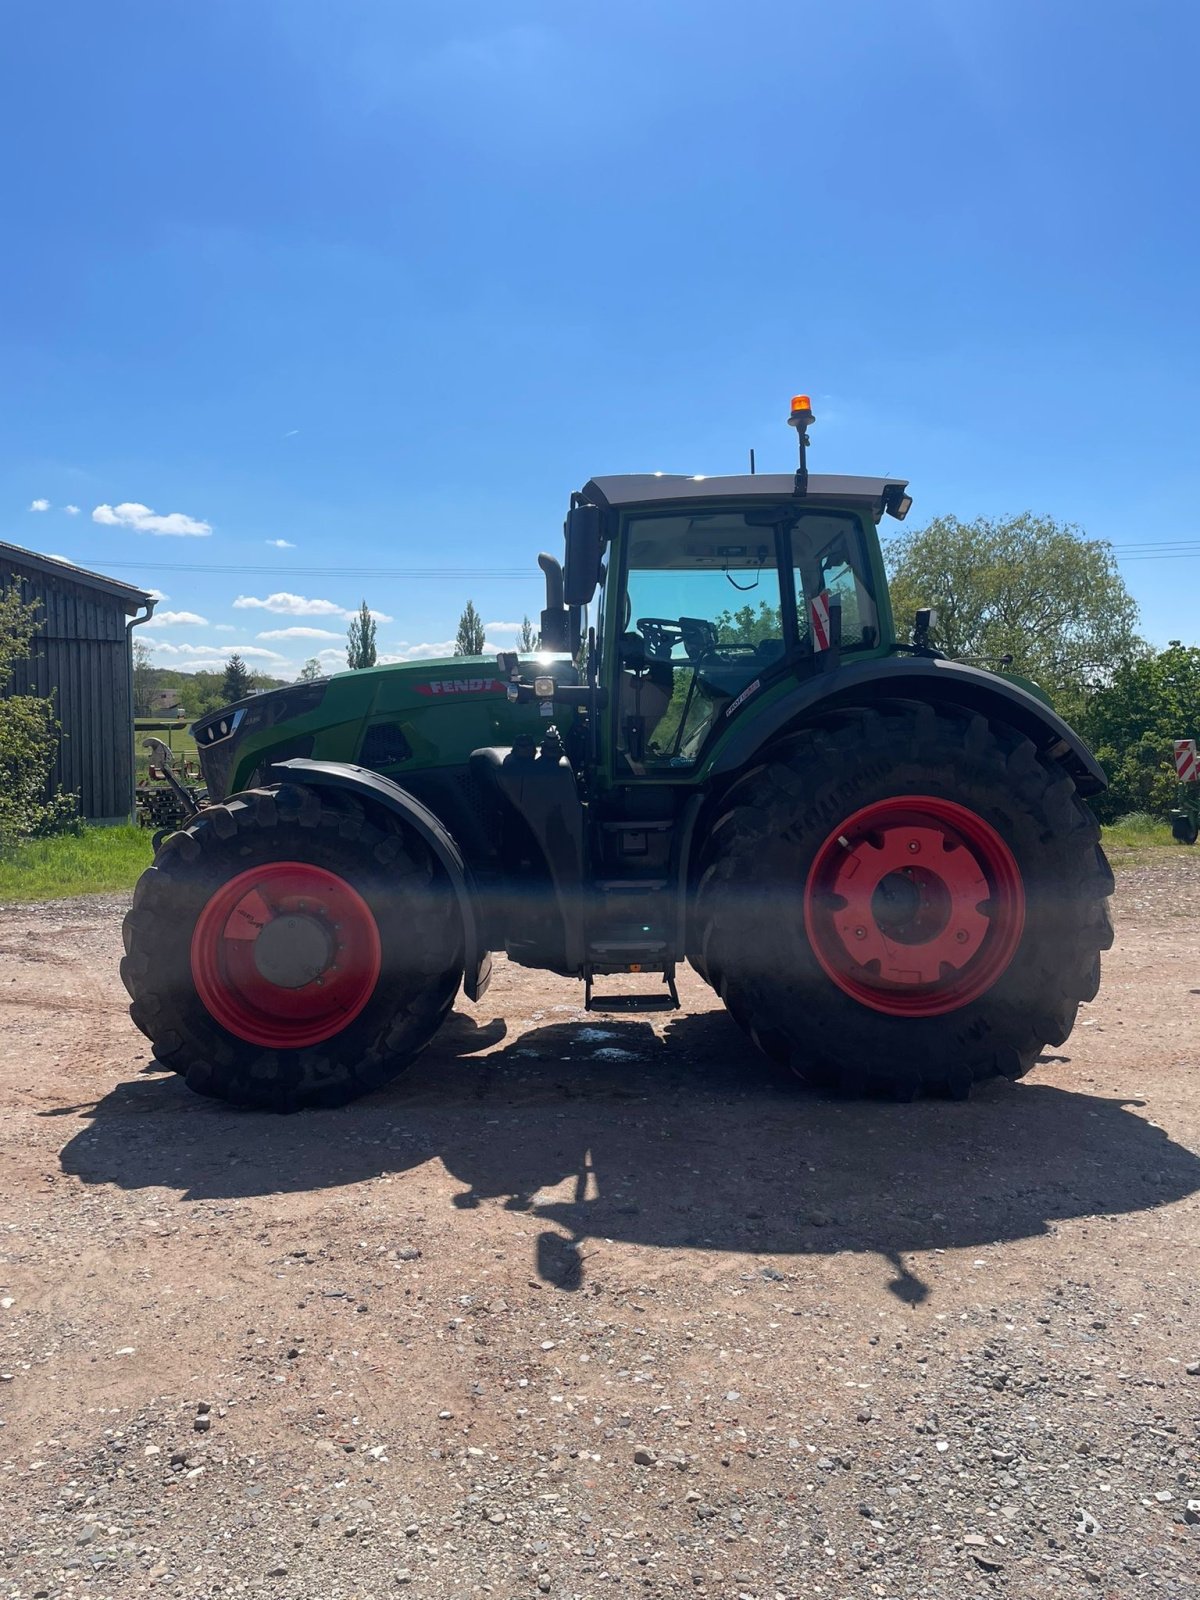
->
538;552;568;652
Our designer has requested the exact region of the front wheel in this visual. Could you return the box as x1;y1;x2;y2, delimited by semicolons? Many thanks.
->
121;784;463;1109
692;704;1114;1098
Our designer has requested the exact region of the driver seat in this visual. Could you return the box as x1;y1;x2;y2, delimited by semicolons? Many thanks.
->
617;631;673;772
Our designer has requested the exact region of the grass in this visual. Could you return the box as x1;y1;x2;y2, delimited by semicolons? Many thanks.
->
0;826;153;903
1100;811;1179;852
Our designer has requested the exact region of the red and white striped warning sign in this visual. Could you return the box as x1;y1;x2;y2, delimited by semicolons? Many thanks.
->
810;590;832;651
1175;739;1198;782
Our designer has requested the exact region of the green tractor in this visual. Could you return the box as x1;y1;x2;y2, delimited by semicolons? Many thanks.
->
122;398;1114;1110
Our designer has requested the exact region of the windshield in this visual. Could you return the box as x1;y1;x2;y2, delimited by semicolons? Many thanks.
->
614;506;876;771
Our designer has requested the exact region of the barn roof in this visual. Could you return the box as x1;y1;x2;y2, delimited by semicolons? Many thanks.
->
0;540;154;612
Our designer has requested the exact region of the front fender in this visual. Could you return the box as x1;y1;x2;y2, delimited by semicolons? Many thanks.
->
702;656;1107;797
268;758;492;1002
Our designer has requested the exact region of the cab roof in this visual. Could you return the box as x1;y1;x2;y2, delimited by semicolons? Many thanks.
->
581;472;910;519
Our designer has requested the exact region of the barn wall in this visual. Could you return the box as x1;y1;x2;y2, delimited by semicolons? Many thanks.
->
0;562;138;821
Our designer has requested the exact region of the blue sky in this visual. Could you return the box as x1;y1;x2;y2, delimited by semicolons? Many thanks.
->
2;0;1197;678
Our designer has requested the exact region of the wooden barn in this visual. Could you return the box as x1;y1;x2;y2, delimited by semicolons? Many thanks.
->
0;541;154;823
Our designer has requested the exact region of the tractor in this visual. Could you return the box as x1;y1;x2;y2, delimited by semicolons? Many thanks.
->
121;397;1114;1110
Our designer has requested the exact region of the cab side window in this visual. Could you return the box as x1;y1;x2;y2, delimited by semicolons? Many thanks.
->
795;532;877;649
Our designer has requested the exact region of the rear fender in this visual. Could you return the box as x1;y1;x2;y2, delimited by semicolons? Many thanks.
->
268;758;492;1001
703;656;1108;796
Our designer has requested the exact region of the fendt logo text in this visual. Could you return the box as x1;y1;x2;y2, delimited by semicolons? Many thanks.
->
413;678;506;697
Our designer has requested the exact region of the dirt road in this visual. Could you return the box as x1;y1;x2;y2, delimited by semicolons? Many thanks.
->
1;855;1198;1599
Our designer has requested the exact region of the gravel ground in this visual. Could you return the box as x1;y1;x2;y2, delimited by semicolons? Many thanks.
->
1;854;1198;1599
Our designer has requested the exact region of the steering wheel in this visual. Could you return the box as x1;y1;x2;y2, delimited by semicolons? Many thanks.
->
679;616;719;660
636;617;684;661
637;616;720;663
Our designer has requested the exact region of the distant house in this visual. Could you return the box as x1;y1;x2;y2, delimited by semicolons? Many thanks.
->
0;542;154;823
148;687;184;717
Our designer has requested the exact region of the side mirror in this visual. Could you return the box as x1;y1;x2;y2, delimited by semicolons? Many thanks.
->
563;504;603;606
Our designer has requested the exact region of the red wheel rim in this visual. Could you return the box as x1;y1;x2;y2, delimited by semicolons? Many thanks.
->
190;862;382;1049
804;795;1025;1017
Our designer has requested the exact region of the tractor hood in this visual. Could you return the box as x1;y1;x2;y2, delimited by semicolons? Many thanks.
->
192;654;579;802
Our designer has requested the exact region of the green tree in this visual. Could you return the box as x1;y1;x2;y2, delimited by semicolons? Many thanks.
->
885;513;1141;704
454;600;486;657
346;599;377;669
1073;641;1200;821
297;657;323;682
132;637;155;715
221;652;253;703
518;615;538;652
714;601;782;646
0;581;79;848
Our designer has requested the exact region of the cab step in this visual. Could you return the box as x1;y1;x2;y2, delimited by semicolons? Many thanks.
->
584;969;680;1013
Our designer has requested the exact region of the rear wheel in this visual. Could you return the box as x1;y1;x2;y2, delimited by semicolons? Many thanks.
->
692;704;1114;1098
121;784;463;1109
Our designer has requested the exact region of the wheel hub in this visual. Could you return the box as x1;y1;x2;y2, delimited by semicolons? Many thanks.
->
804;796;1025;1017
252;913;336;989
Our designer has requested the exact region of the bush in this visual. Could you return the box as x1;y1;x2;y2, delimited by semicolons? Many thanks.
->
1075;642;1200;823
0;581;80;852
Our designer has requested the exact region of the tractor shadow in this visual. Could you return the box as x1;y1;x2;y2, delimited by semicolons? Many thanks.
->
59;1007;1200;1303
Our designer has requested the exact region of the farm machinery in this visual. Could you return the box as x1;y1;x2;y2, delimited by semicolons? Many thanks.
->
121;398;1114;1109
1171;738;1198;843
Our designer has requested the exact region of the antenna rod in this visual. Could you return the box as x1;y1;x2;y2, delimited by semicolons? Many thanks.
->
749;448;756;475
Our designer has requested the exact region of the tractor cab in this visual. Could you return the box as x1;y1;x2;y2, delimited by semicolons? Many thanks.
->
501;400;913;789
576;471;907;779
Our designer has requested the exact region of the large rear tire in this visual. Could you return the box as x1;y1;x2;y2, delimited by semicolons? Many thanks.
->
121;784;463;1110
691;704;1114;1098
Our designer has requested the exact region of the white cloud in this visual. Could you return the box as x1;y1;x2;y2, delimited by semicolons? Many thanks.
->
93;501;212;537
265;538;296;549
234;591;392;623
142;610;209;628
148;640;285;661
30;498;50;512
213;624;236;633
146;588;169;603
483;620;526;634
234;591;348;618
391;639;458;660
389;638;509;661
257;625;343;640
64;504;80;516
